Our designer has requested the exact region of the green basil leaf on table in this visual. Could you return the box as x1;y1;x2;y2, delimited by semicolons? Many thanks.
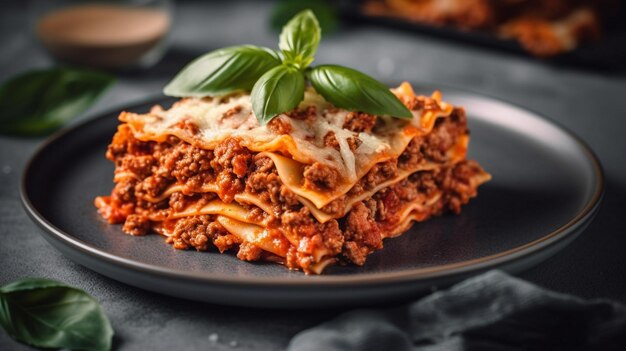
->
270;0;338;36
0;68;114;136
163;45;282;97
251;65;305;124
279;9;321;68
0;278;113;351
307;65;413;119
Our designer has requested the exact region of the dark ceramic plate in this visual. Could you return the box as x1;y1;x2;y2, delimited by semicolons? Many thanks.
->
21;85;603;308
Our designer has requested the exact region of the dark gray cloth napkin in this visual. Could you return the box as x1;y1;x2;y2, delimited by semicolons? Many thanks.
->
287;271;626;351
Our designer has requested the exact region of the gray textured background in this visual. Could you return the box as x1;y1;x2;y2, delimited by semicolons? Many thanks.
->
1;1;625;350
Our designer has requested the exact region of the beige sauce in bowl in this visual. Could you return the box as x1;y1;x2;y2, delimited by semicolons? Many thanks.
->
37;4;170;68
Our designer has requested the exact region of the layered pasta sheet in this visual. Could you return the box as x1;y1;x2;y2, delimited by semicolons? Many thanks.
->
95;82;490;273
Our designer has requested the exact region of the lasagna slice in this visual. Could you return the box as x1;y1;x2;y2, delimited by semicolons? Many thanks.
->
95;82;490;274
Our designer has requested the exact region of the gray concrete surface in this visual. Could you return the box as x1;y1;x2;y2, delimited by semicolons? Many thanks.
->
1;1;625;350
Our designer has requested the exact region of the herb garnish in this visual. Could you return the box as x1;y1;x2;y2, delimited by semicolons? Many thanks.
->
164;10;412;124
0;278;113;351
0;68;114;136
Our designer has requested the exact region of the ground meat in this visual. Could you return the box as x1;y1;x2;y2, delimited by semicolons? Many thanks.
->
175;119;200;135
213;137;252;178
405;94;442;112
398;108;468;168
112;179;136;203
422;128;451;162
425;109;467;162
279;186;300;208
281;207;317;237
345;202;383;249
297;234;324;257
341;159;400;200
303;162;340;191
106;131;129;161
246;157;300;212
222;105;242;119
323;131;340;150
392;178;419;202
136;175;171;198
247;171;280;200
285;246;299;272
122;214;151;236
319;220;344;255
443;160;482;214
120;136;256;202
347;136;362;152
161;143;213;182
215;172;244;203
323;132;362;152
321;196;346;217
398;138;424;169
169;192;190;212
246;206;267;224
168;215;215;251
343;112;376;133
196;193;218;207
237;242;263;261
252;155;274;173
168;192;216;213
213;231;241;253
339;160;484;264
288;106;317;122
121;155;155;177
341;202;384;265
280;206;344;269
364;160;398;190
106;124;154;161
268;116;292;134
368;161;482;225
372;188;401;222
412;172;438;198
343;241;369;266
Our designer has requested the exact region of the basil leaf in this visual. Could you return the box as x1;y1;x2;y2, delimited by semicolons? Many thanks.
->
0;68;114;136
279;10;321;68
163;45;281;97
308;65;412;118
251;65;305;124
0;278;113;351
270;0;338;35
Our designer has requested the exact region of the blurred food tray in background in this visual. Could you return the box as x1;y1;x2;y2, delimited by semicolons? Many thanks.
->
337;0;626;70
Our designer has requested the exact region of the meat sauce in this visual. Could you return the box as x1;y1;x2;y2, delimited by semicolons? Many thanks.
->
96;106;481;272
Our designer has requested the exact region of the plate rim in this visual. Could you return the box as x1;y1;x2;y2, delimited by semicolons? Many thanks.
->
20;85;605;288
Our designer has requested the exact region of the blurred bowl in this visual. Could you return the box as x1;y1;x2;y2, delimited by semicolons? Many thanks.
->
31;0;173;70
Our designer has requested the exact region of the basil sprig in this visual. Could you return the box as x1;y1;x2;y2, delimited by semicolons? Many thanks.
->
308;65;412;118
0;278;113;351
279;8;320;68
163;46;281;97
164;9;412;124
252;65;305;125
0;68;114;136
